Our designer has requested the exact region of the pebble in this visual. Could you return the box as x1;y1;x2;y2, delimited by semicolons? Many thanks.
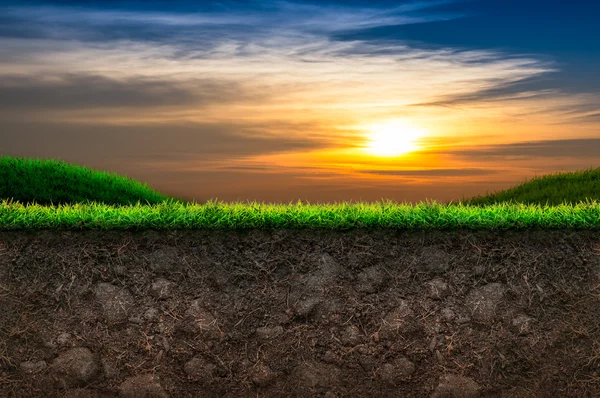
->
20;360;47;374
119;374;168;398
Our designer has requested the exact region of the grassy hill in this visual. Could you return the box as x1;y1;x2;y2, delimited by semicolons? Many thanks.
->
454;167;600;207
1;155;599;208
0;155;187;207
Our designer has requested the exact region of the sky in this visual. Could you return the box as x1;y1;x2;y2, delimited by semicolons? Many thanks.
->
1;0;599;205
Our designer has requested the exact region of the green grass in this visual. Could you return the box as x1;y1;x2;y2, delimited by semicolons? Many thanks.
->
0;155;599;231
453;167;600;207
0;155;187;207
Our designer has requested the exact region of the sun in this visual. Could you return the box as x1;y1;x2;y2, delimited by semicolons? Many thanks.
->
363;120;426;157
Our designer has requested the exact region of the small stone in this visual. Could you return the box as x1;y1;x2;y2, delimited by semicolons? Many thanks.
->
184;357;216;381
421;247;451;274
113;265;127;276
144;308;160;321
128;316;144;325
379;357;415;385
272;311;292;325
150;279;175;300
154;322;167;333
339;325;362;346
293;296;321;317
440;308;455;321
381;300;415;334
427;279;450;300
255;325;284;340
292;361;342;389
51;347;100;388
101;358;118;379
323;350;339;364
465;283;505;323
251;363;279;386
119;374;168;398
512;314;534;335
94;283;135;324
62;388;101;398
356;266;387;293
178;300;219;337
358;356;376;372
55;332;73;347
472;265;486;276
431;374;481;398
148;246;180;272
20;360;47;374
160;336;170;352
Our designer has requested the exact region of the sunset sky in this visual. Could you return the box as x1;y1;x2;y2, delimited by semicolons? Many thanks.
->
1;0;599;205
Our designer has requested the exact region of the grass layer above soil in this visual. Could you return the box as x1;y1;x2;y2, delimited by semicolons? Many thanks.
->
2;228;600;397
1;155;600;231
1;199;600;231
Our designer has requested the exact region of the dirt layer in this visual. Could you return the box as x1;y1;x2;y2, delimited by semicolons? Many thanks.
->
2;228;600;397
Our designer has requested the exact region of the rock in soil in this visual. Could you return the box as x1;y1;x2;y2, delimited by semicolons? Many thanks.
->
118;374;168;398
291;361;342;392
420;246;451;273
149;278;175;299
512;314;534;335
356;265;387;293
379;357;416;385
62;388;106;398
94;283;135;324
51;347;101;389
255;325;284;340
250;363;280;387
464;283;505;323
426;278;450;300
19;360;47;374
339;324;363;346
430;373;481;398
183;357;216;382
177;299;221;338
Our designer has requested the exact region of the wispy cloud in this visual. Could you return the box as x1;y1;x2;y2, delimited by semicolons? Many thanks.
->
431;138;600;160
0;0;562;134
0;120;335;161
357;168;500;177
0;73;254;110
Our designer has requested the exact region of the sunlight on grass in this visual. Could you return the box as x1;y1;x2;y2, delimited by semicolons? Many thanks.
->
1;198;599;231
1;155;599;231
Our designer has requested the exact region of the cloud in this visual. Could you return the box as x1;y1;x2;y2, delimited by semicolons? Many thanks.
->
0;120;336;161
0;73;256;110
560;111;600;124
0;1;556;104
0;0;596;162
434;138;600;160
409;75;562;107
0;1;456;44
357;168;500;177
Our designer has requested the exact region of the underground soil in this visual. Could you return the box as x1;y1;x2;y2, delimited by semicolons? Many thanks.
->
2;228;600;397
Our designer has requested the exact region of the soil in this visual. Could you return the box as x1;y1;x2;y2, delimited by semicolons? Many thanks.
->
2;228;600;397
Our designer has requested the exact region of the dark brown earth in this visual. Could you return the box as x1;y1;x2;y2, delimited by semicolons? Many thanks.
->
2;228;600;397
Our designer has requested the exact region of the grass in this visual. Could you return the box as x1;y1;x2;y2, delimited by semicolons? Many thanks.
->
0;155;187;208
454;167;600;207
0;155;599;231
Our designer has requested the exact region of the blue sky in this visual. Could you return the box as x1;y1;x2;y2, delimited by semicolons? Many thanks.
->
1;0;599;204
